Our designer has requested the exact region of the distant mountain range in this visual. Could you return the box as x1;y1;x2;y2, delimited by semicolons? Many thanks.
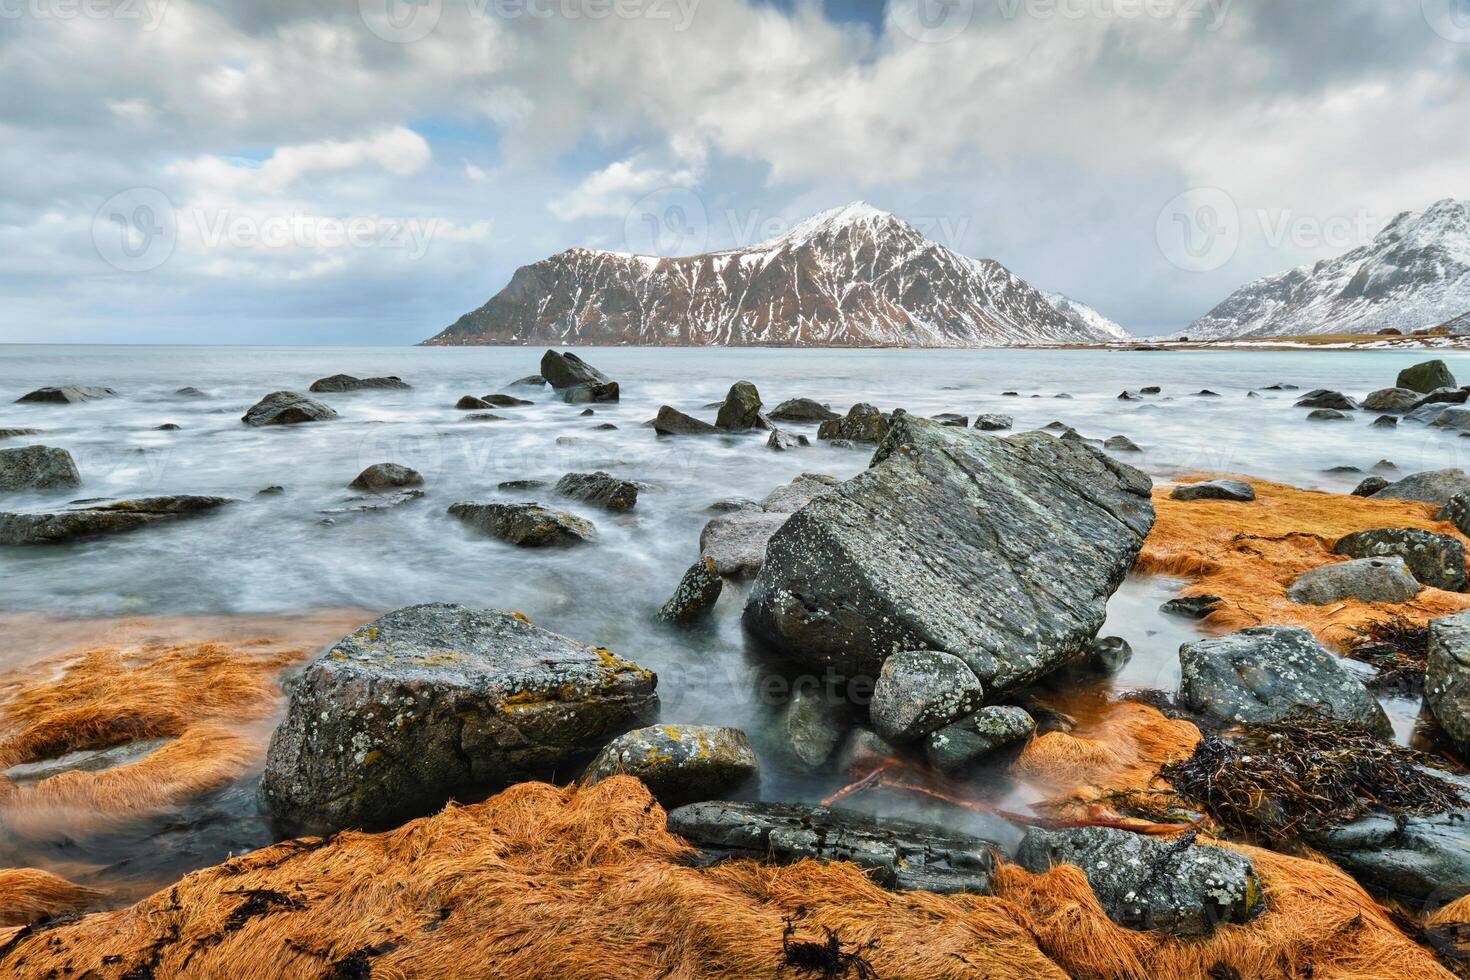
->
423;203;1129;347
1190;198;1470;339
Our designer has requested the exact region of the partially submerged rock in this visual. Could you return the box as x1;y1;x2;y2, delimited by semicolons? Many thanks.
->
1398;358;1457;394
1361;387;1421;412
1351;476;1390;497
16;385;116;404
766;429;808;451
652;405;719;436
448;502;594;547
1295;390;1358;411
1286;556;1422;605
870;650;985;743
0;495;235;545
241;391;338;426
666;800;997;893
817;402;890;443
0;445;80;491
1160;595;1224;620
924;705;1035;773
657;557;723;624
555;471;638;511
1371;468;1470;505
541;350;619;403
1307;408;1349;421
715;381;763;431
309;374;410;392
456;395;491;410
481;393;533;407
975;414;1013;431
348;462;424;493
1178;625;1392;737
1333;527;1465;591
744;416;1154;693
582;725;757;807
778;687;848;771
1014;826;1264;937
767;397;839;423
260;603;658;834
1170;479;1255;502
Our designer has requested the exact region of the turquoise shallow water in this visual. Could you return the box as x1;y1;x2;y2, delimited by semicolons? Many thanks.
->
0;344;1463;889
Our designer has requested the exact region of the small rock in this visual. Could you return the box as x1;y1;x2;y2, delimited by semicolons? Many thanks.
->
1412;387;1470;411
582;725;758;808
699;508;789;578
1286;557;1422;605
924;705;1034;773
652;406;719;436
0;445;81;491
593;423;618;431
448;502;594;547
1170;479;1255;502
555;471;638;511
1371;416;1398;428
1352;476;1391;497
511;374;548;387
309;374;410;392
348;462;424;493
1430;407;1470;432
480;394;533;407
816;403;890;443
1081;636;1133;675
1333;528;1464;591
456;395;491;410
758;473;839;513
1196;389;1220;397
498;479;548;491
174;387;208;398
580;408;595;416
16;386;117;404
1296;390;1359;411
1398;359;1457;394
767;398;839;423
461;413;504;422
1308;408;1349;421
257;486;285;496
0;428;42;439
1160;595;1223;620
1181;625;1393;736
1373;459;1398;473
1118;390;1142;401
974;414;1013;431
657;557;723;624
870;650;984;743
241;391;338;426
1104;435;1141;453
766;429;808;451
715;381;763;431
932;413;969;427
1140;386;1162;394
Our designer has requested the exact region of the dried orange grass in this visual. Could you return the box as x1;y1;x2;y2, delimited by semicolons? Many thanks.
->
0;870;105;928
1013;700;1201;804
0;776;1447;979
1139;477;1470;647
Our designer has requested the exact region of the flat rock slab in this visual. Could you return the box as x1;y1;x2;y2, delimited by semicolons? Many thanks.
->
309;374;410;392
1286;556;1422;605
1179;625;1392;737
449;501;594;547
1015;826;1265;937
582;724;758;807
261;603;658;835
1305;787;1470;905
1170;479;1255;502
0;445;81;492
743;416;1154;693
666;800;998;894
242;391;338;426
1333;527;1465;591
0;495;235;545
16;386;116;404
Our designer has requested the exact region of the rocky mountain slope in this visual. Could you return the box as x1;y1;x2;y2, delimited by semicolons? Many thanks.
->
424;203;1127;347
1190;198;1470;339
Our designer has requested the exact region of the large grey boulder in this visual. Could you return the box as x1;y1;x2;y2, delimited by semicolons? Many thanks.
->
652;406;719;436
0;495;234;546
0;446;81;491
870;650;985;743
743;416;1154;693
1333;528;1465;591
667;800;998;893
1398;359;1457;394
1014;826;1265;937
1170;479;1255;502
554;471;638;511
260;604;658;835
309;374;410;392
541;350;619;403
698;474;837;578
1178;625;1392;737
817;403;890;443
1361;387;1422;412
1286;556;1422;605
924;705;1035;773
16;385;116;404
348;462;423;493
1372;468;1470;506
768;398;839;423
242;391;338;426
448;501;594;547
582;725;758;807
657;557;723;624
715;381;763;431
1426;611;1470;755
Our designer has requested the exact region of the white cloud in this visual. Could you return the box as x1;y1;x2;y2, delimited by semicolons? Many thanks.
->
168;126;432;196
548;158;701;220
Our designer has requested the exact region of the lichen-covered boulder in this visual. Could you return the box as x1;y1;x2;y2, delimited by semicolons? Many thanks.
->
870;650;984;743
261;603;658;835
817;403;890;443
0;495;234;546
1398;359;1457;394
15;386;116;404
242;391;338;426
924;705;1035;773
1170;479;1255;502
582;724;758;807
657;557;723;624
1426;611;1470;755
448;502;594;547
715;381;763;431
1286;556;1422;605
0;445;80;492
1333;527;1465;591
1014;826;1265;937
554;471;638;512
744;416;1154;694
348;462;424;493
1179;625;1392;737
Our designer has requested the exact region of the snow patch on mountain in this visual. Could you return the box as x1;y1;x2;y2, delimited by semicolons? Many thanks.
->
1043;292;1131;341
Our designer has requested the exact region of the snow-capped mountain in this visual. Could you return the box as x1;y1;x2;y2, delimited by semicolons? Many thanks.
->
1190;198;1470;339
1042;291;1131;341
424;203;1126;347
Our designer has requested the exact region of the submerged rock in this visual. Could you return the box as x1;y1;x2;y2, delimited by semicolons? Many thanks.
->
1333;527;1465;591
657;557;723;624
309;374;410;392
481;393;533;407
0;495;235;545
715;381;763;431
1286;556;1422;605
870;650;985;743
555;471;638;511
924;705;1035;773
1081;635;1133;675
0;445;80;491
448;502;594;547
652;406;719;436
242;391;338;426
1014;826;1264;937
1371;415;1398;429
1398;359;1457;394
0;428;42;439
767;398;839;423
666;801;997;893
1426;611;1470;755
778;688;849;771
260;603;658;835
1170;479;1255;502
1160;595;1224;620
16;385;117;404
744;416;1154;692
348;462;424;493
582;725;758;807
1307;408;1349;421
1371;468;1470;506
816;403;890;443
174;386;208;398
456;395;491;410
1178;625;1392;737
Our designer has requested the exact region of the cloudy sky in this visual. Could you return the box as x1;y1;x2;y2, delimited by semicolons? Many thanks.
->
2;0;1468;343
